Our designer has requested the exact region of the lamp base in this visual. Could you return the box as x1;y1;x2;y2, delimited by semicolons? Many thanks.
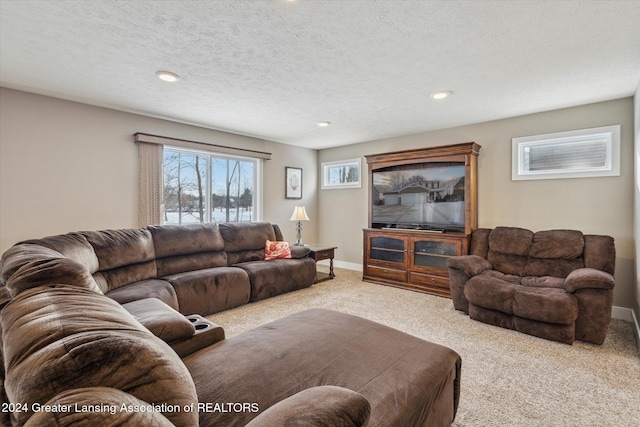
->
294;221;304;246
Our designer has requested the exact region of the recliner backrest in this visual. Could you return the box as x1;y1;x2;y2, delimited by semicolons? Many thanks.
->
523;230;585;278
219;222;277;265
471;226;615;279
82;228;157;293
486;226;533;276
1;233;101;297
149;223;228;276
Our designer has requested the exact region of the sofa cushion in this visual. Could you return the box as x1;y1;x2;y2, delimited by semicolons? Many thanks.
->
524;229;585;278
93;260;158;292
106;279;179;311
1;285;198;427
464;275;517;314
529;229;584;259
123;298;195;343
163;267;251;316
7;258;102;297
1;234;98;281
82;229;155;270
513;287;578;325
83;229;157;291
25;233;100;273
523;257;585;279
219;222;277;264
520;276;565;288
479;269;522;284
235;258;316;302
24;387;175;427
487;227;533;276
1;243;101;296
149;223;228;276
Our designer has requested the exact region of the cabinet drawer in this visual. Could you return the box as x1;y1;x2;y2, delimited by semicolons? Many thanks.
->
365;265;407;282
312;249;333;260
410;272;449;289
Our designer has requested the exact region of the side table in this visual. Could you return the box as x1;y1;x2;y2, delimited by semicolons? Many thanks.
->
305;244;337;283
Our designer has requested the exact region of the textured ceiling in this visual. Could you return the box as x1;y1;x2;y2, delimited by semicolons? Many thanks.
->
1;0;639;149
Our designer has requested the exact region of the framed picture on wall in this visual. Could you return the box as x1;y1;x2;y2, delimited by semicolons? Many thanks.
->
285;167;303;199
321;158;362;189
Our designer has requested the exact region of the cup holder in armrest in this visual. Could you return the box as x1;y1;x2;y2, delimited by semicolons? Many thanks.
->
171;314;225;358
185;314;213;332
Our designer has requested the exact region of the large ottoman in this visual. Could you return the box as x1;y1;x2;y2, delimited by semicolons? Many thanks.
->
184;308;461;427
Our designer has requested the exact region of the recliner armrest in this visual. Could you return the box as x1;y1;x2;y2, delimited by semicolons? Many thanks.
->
122;297;196;343
446;255;492;278
564;268;615;293
245;386;371;427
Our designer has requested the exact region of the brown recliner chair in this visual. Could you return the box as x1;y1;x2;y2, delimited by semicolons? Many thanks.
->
446;227;615;345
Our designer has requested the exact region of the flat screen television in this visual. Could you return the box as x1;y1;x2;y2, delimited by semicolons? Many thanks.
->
371;162;466;232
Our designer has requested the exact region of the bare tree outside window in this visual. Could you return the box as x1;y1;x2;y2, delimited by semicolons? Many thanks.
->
164;148;257;224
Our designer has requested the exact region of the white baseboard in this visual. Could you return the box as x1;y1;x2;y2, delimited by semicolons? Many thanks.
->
317;259;363;272
611;305;633;322
631;309;640;349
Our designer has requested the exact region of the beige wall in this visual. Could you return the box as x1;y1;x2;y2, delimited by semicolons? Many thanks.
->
0;88;318;253
318;98;635;309
634;82;640;327
262;140;319;245
1;88;635;310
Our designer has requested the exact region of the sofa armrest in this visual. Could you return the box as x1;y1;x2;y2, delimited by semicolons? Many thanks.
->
290;245;311;259
564;268;615;293
446;255;492;278
171;315;225;358
245;386;371;427
122;298;195;343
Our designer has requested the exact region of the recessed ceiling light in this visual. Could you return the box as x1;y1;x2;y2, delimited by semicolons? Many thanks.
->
430;90;452;100
317;121;331;127
156;71;180;82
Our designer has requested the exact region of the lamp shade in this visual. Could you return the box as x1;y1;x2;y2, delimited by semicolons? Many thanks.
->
290;206;310;221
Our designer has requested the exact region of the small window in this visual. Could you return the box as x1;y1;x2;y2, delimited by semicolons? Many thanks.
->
512;125;620;180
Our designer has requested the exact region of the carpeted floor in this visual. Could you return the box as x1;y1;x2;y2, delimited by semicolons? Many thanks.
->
208;267;640;427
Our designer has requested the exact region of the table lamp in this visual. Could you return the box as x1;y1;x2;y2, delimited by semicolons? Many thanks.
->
290;206;310;246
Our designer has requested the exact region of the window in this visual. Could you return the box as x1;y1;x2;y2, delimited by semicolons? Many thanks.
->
321;158;362;189
512;125;620;181
163;147;260;224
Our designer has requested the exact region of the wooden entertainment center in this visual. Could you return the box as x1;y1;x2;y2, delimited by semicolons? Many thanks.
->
363;142;480;298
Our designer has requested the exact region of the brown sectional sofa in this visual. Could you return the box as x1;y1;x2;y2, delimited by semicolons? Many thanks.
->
0;222;463;426
446;226;616;344
1;222;316;316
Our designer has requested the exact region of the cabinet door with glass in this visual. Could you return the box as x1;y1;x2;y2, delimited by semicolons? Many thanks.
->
364;230;409;283
366;232;408;268
410;236;464;275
